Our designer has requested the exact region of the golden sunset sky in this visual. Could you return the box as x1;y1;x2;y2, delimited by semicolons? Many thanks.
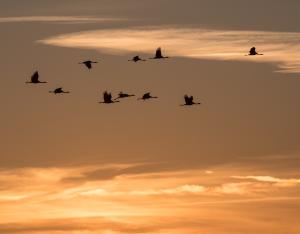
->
1;1;300;233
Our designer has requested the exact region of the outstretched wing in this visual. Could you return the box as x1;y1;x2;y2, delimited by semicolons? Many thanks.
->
249;47;257;55
55;88;63;93
155;47;162;58
184;95;189;104
184;95;194;105
84;61;92;69
103;91;108;101
103;91;112;102
31;71;39;83
143;92;151;99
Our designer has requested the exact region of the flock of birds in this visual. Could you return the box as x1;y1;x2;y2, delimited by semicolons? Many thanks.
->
26;46;263;106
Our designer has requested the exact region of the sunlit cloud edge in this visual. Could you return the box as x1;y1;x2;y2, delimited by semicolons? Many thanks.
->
0;16;126;24
38;26;300;73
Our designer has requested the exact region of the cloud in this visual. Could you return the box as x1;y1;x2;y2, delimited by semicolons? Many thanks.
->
0;16;124;24
205;170;214;174
1;165;299;204
0;194;29;201
213;182;251;195
39;27;300;73
0;217;162;234
129;184;207;196
232;175;300;187
1;164;300;233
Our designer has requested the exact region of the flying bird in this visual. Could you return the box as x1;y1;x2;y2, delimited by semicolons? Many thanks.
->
114;91;135;100
49;87;70;94
181;95;201;106
138;92;158;101
26;71;47;84
150;47;169;59
248;47;263;56
79;60;98;69
128;55;146;62
99;91;119;104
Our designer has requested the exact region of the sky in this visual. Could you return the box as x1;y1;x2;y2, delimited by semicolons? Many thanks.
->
0;1;300;233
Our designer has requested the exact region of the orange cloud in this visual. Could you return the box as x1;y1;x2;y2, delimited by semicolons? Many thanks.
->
1;164;300;234
40;27;300;73
0;16;125;24
232;175;300;187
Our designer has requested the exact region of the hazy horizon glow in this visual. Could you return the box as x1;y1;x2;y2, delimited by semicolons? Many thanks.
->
1;163;300;233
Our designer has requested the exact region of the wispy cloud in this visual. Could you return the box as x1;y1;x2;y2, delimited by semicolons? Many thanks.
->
1;164;300;234
39;27;300;73
232;175;300;187
0;217;165;234
2;165;300;202
0;16;124;24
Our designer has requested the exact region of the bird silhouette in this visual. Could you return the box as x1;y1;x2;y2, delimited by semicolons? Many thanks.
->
99;91;119;104
114;91;135;100
49;87;70;94
181;95;201;106
248;47;263;56
79;60;98;69
150;47;169;59
128;55;146;62
26;71;47;84
138;92;158;101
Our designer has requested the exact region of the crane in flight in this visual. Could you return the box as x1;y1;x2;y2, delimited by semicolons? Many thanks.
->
26;71;47;84
114;91;135;100
128;55;146;62
138;92;158;101
150;47;169;59
181;95;201;106
79;60;98;69
99;91;119;104
49;87;70;94
248;47;263;56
